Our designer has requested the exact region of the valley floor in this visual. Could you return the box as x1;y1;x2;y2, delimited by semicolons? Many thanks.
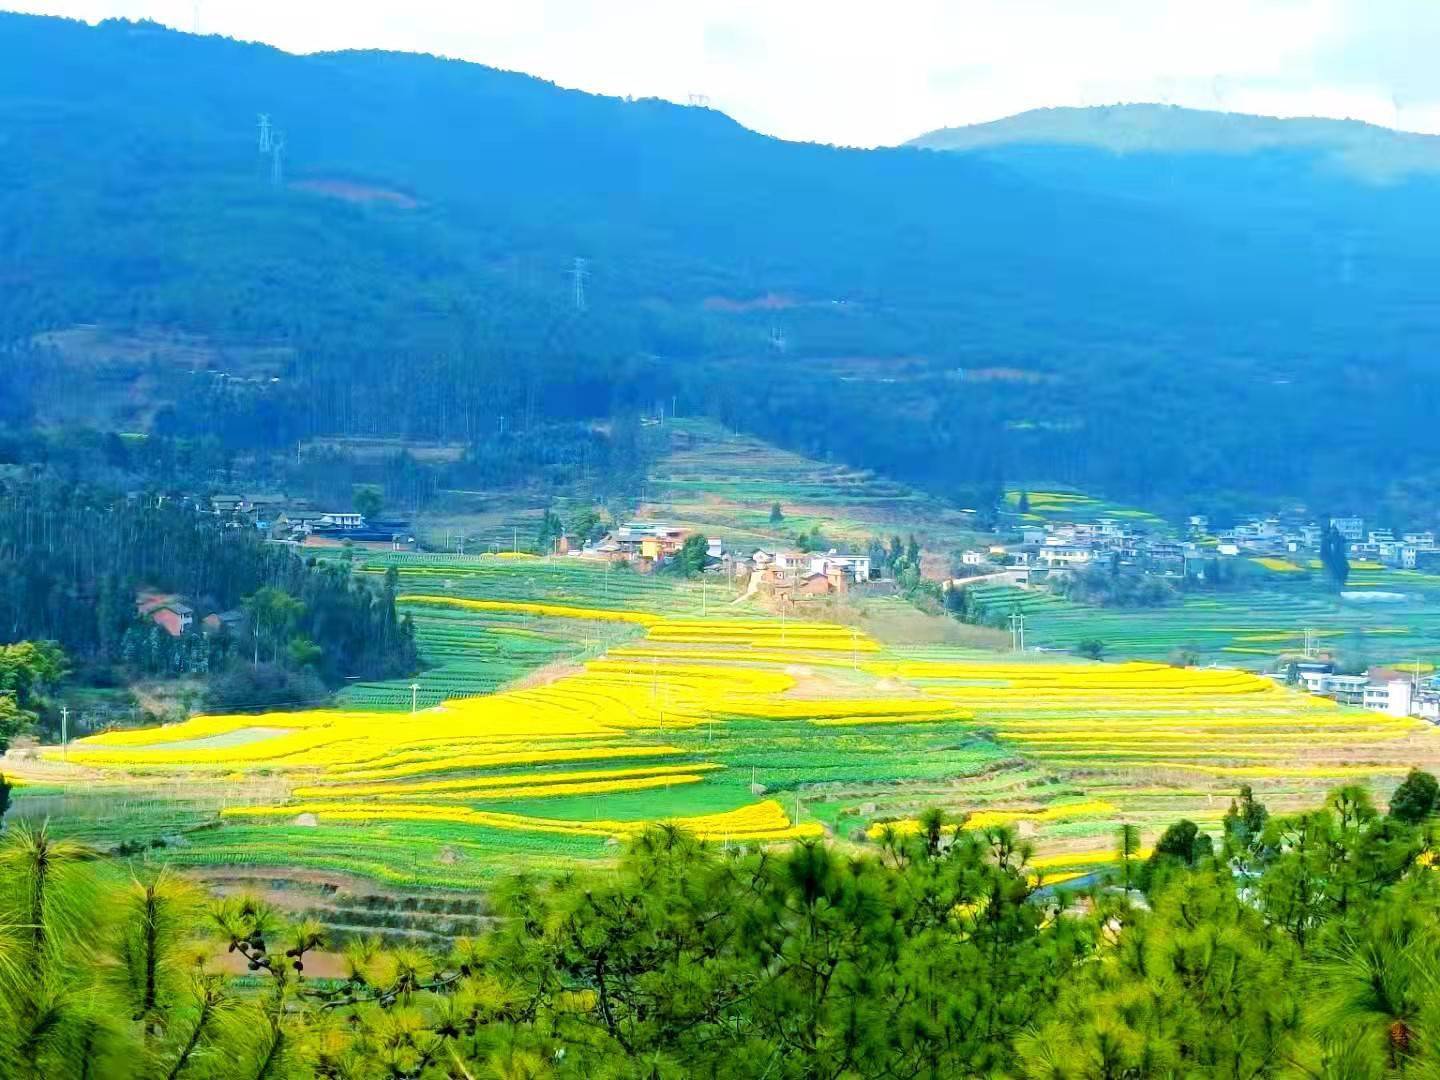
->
8;553;1438;914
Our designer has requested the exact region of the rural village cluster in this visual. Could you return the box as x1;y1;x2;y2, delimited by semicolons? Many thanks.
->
131;493;1440;725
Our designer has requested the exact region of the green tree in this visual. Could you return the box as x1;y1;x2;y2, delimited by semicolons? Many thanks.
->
286;636;324;670
1117;822;1142;892
1018;870;1309;1078
0;771;10;824
1388;768;1439;824
674;534;709;577
1143;818;1214;888
0;691;31;753
1074;638;1106;660
1223;784;1271;864
1310;876;1440;1074
535;508;565;552
352;485;383;520
768;501;784;525
571;506;603;543
1321;524;1352;589
242;587;305;666
1018;490;1031;514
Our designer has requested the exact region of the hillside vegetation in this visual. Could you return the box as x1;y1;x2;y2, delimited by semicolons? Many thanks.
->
6;16;1440;512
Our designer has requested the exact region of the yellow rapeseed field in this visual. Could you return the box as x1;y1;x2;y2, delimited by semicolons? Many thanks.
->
50;591;1435;861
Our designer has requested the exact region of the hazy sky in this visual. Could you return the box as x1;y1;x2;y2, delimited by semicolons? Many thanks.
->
9;0;1440;146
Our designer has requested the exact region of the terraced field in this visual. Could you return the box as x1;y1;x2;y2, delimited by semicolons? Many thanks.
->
964;580;1440;668
339;553;734;708
12;553;1440;889
644;418;981;551
1002;488;1165;526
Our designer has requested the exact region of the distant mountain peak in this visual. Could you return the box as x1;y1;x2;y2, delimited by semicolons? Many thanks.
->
906;103;1440;180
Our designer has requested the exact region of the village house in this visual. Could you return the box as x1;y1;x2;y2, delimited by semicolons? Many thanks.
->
319;512;366;530
807;551;871;584
202;610;245;636
1364;668;1415;717
609;522;688;561
302;519;416;552
1037;544;1093;569
1299;664;1418;716
137;593;194;637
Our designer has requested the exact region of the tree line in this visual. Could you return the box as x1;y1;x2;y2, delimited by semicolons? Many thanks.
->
2;776;1438;1077
0;482;417;717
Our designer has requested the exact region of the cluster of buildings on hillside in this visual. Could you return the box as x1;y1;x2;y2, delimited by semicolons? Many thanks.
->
1285;660;1440;720
583;521;874;600
136;590;244;639
960;517;1199;586
1193;514;1440;569
962;511;1440;588
151;493;417;551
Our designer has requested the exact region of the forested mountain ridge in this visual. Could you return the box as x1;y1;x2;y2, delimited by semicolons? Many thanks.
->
907;103;1440;179
5;14;1440;515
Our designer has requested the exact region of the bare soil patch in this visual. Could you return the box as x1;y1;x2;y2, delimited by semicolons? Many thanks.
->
293;179;420;208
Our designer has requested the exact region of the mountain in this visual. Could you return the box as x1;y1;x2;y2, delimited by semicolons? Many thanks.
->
907;104;1440;182
5;15;1440;518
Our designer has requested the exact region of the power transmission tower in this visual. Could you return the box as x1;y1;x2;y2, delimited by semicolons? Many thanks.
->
270;130;286;187
769;324;787;354
258;113;272;154
688;93;710;107
571;257;590;312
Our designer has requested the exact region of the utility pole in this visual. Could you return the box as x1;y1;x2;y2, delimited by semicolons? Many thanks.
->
571;257;589;312
410;683;420;715
1009;611;1026;653
60;705;69;761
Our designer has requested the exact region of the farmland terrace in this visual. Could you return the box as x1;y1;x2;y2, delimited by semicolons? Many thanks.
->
9;554;1438;895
